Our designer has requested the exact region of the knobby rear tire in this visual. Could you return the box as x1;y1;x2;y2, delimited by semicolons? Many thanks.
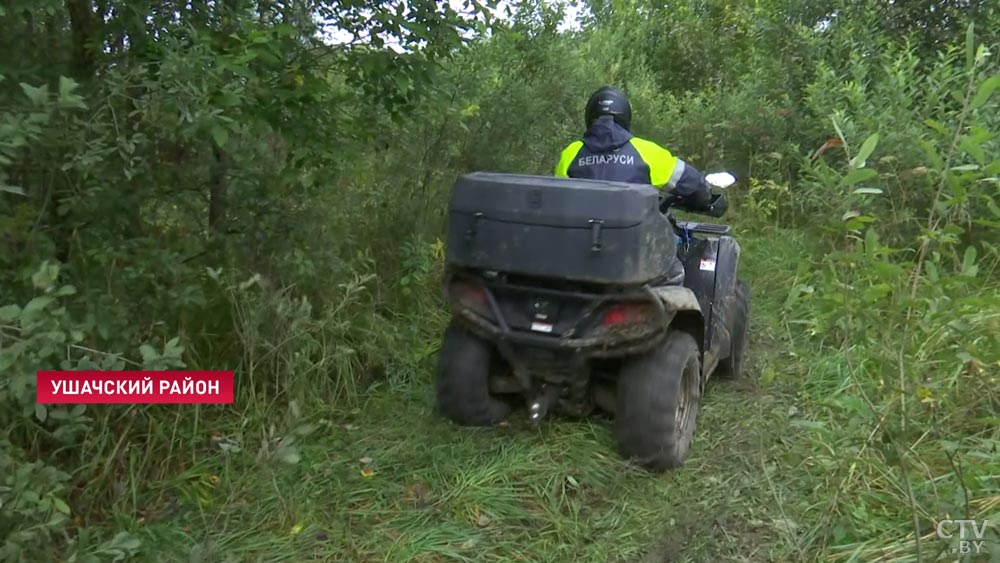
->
435;319;511;426
614;330;702;472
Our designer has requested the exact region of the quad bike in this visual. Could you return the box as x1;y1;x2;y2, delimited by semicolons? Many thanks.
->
434;171;750;472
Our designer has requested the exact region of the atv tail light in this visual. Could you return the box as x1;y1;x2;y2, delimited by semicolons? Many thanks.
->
450;279;495;320
602;303;656;326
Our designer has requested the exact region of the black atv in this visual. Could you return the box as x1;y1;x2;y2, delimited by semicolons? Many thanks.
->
433;171;750;471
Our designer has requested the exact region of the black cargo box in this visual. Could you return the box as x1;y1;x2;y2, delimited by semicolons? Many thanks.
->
445;172;676;285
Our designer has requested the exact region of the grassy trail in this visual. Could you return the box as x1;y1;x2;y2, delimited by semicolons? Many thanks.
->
135;227;822;562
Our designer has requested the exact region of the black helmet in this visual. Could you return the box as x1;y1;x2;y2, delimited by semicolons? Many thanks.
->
585;86;632;130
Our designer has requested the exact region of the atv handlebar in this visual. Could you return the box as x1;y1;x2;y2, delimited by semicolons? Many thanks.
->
659;191;728;218
659;171;736;217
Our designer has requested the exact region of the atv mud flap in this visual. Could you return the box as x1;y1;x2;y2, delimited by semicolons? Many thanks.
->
677;235;742;376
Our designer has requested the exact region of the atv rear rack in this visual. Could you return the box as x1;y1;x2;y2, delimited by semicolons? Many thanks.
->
675;221;731;236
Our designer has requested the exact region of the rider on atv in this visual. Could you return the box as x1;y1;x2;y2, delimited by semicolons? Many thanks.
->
435;88;749;471
555;86;715;282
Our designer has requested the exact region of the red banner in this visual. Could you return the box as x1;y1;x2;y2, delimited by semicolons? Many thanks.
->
36;371;234;404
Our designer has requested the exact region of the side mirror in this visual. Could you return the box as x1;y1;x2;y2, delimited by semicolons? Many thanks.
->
705;172;737;189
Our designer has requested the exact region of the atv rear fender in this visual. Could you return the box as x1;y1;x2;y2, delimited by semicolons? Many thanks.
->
650;286;705;357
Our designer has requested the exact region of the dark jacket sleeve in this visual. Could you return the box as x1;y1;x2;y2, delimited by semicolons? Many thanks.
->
668;159;712;210
629;137;713;211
